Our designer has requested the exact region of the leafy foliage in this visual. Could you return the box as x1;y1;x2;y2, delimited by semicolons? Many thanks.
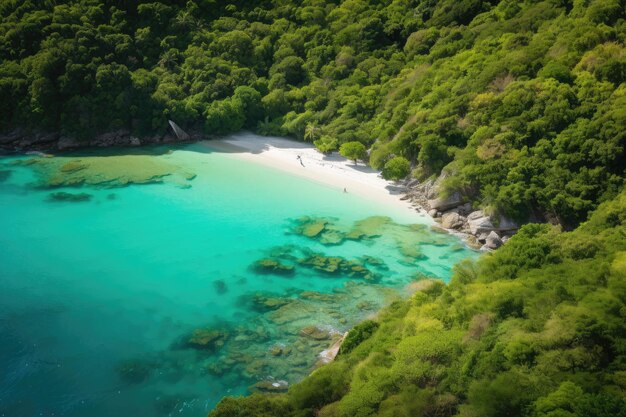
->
210;189;626;417
339;141;367;164
1;0;623;228
382;156;410;181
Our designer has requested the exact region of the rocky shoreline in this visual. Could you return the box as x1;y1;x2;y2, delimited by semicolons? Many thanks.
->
0;122;198;153
400;175;519;251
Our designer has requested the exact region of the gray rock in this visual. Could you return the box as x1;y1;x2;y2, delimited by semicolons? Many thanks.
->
427;192;463;211
467;210;486;221
129;136;141;146
477;232;489;243
424;179;437;199
468;211;494;235
458;202;473;215
428;209;438;218
502;235;510;243
406;179;420;188
441;212;464;229
57;136;81;150
486;231;503;249
0;129;25;144
19;132;59;147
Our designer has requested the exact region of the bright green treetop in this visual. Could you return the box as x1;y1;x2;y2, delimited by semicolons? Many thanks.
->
339;141;367;165
383;156;411;181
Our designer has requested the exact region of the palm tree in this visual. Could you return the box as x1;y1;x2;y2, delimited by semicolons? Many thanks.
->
304;123;320;142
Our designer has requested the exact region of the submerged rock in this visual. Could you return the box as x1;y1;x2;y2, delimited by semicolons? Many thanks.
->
319;229;345;245
298;253;378;281
59;160;87;173
250;379;289;393
269;344;291;356
245;293;291;312
252;258;295;276
360;255;389;270
291;216;330;238
116;359;153;384
26;154;195;189
46;191;92;202
183;328;228;352
213;279;228;294
345;216;391;240
300;325;332;340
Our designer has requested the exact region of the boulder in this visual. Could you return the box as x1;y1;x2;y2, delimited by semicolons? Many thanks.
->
300;325;332;340
428;209;438;218
252;258;295;276
185;328;228;351
486;231;503;249
441;212;464;229
467;210;494;235
427;192;463;211
457;202;473;215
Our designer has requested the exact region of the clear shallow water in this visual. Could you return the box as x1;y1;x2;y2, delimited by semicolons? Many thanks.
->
0;143;476;417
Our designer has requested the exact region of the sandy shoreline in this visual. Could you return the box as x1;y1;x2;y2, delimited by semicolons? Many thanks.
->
202;132;431;221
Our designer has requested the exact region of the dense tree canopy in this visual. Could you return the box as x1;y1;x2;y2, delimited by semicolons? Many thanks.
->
382;156;410;181
1;2;624;417
1;0;624;228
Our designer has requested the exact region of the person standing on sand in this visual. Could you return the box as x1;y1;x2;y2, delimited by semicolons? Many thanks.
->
296;155;305;167
343;187;347;193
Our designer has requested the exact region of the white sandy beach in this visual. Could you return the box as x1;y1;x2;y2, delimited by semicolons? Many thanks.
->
204;132;430;220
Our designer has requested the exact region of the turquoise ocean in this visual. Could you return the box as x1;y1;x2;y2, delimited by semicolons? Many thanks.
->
0;142;476;417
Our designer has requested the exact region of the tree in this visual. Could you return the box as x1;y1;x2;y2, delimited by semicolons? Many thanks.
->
339;141;367;165
304;123;320;142
382;156;410;181
314;135;338;154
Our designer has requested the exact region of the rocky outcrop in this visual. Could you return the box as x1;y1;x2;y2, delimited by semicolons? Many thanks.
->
467;210;494;235
427;191;464;211
0;120;198;153
467;210;519;236
402;175;520;250
441;212;465;229
485;231;503;249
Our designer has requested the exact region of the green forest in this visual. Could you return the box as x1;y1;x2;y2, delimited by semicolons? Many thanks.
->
210;190;626;417
1;0;624;227
0;1;624;416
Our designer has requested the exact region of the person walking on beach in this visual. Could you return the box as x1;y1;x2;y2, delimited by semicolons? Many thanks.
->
296;155;305;167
